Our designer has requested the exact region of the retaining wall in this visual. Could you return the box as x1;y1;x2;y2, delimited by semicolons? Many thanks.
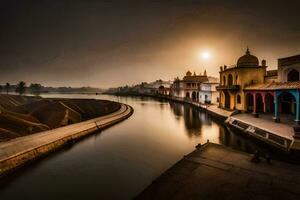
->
0;104;133;176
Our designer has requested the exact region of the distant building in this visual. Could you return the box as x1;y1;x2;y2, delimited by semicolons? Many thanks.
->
198;77;219;104
172;70;208;101
132;80;173;95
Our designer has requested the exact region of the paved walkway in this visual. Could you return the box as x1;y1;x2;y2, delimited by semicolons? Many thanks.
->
207;104;234;118
0;104;133;173
137;143;300;200
231;113;294;140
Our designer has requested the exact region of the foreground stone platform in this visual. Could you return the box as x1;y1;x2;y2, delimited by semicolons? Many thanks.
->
137;143;300;200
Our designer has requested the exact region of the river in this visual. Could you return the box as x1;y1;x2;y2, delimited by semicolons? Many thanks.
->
0;94;278;199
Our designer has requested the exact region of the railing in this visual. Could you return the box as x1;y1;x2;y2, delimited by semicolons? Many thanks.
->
216;85;240;90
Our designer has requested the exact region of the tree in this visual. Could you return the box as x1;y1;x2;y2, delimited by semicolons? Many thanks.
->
15;81;26;95
5;83;10;94
29;83;42;96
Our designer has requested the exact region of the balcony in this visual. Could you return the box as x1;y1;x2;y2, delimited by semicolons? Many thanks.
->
216;85;240;91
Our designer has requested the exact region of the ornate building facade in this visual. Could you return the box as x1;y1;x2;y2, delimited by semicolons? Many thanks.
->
217;48;267;111
172;70;208;101
218;48;300;123
244;54;300;122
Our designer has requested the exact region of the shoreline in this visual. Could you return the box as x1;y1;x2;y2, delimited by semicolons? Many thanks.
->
109;93;300;152
0;103;133;177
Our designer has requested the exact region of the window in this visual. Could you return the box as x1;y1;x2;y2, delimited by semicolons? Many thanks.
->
237;94;241;104
287;69;299;82
223;76;226;85
228;74;233;86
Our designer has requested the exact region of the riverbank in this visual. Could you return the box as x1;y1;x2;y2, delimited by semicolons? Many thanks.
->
0;103;133;176
0;94;121;141
113;93;300;152
136;142;300;199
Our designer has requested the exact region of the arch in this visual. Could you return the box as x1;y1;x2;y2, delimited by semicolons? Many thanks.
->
192;91;197;101
228;74;233;86
256;93;264;113
224;91;230;109
186;92;190;98
278;92;296;114
237;94;241;104
246;93;254;112
287;69;299;82
265;93;274;113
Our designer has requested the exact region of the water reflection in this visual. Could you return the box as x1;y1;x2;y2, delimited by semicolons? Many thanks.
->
167;100;281;155
0;94;289;200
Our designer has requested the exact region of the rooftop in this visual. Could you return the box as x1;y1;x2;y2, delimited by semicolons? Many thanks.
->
244;81;300;90
278;54;300;67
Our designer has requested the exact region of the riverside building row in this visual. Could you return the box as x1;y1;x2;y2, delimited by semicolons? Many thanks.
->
217;48;300;123
158;48;300;124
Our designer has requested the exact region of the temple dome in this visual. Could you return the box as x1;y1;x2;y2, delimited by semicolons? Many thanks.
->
186;70;192;76
237;48;259;67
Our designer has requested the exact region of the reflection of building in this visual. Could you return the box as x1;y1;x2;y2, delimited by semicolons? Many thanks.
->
217;48;300;123
198;77;219;104
172;70;208;101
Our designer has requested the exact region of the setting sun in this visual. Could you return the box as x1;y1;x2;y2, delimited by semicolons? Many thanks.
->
200;51;211;60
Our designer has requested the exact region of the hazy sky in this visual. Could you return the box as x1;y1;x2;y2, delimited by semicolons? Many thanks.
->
1;0;300;88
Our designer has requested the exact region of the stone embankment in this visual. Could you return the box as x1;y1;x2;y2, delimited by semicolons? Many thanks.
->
136;142;300;199
0;103;133;176
154;95;300;152
119;93;299;152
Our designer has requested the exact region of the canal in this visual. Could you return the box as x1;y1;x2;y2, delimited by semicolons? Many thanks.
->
0;94;279;199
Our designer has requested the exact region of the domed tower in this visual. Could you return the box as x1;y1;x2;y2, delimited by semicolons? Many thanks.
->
217;47;266;112
237;48;259;67
186;70;192;76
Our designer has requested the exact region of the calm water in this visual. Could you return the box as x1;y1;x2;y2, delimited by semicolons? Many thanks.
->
0;94;275;199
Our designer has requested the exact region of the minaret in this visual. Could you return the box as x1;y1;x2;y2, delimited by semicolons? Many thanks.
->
246;46;250;55
204;69;207;76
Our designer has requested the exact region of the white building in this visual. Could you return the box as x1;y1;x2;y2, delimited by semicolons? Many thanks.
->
172;70;208;101
198;77;219;104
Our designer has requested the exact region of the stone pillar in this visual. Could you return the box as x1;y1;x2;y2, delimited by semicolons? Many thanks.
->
273;91;280;123
295;90;300;123
253;92;258;117
262;92;266;113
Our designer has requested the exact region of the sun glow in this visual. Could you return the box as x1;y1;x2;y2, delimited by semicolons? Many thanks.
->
200;51;211;60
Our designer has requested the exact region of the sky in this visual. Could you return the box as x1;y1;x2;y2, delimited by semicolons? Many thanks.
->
0;0;300;88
